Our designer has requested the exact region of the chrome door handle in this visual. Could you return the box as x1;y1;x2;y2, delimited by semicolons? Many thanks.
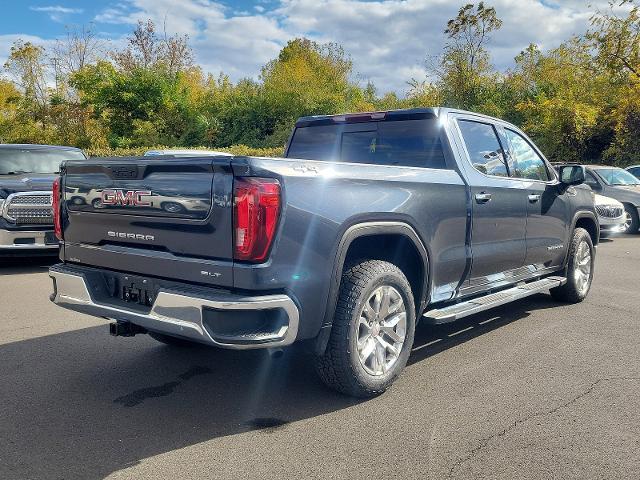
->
475;192;492;204
528;194;541;203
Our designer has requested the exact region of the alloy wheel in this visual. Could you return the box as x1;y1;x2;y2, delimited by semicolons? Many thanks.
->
356;285;407;376
574;240;592;295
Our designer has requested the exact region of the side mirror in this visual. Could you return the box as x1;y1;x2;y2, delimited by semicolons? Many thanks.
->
559;165;585;186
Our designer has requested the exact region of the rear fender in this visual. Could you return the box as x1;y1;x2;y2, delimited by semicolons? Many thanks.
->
313;221;430;355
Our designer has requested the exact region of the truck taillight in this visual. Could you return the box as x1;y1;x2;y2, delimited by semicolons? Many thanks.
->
233;177;281;262
52;177;62;240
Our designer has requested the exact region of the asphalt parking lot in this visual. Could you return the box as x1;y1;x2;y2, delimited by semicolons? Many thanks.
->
1;236;639;480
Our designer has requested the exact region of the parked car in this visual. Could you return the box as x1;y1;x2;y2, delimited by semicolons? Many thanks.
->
144;149;233;157
0;144;85;255
574;165;640;234
626;165;640;180
594;194;626;237
49;108;598;397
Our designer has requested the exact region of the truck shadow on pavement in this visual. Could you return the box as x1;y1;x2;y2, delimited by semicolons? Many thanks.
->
0;255;57;275
0;293;559;480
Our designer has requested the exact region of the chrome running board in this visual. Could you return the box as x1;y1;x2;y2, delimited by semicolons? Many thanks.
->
423;276;566;324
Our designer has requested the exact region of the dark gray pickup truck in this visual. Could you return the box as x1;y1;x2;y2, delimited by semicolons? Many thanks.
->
49;108;598;397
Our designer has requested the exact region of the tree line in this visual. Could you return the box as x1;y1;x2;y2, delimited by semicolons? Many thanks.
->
1;1;639;164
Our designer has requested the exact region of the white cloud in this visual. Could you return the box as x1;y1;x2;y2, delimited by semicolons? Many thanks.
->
273;0;610;93
94;0;290;79
30;4;83;22
14;0;618;93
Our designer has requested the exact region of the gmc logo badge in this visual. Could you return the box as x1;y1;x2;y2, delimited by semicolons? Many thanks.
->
101;189;152;207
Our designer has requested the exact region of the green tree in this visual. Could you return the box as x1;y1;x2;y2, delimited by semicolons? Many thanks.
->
4;41;49;128
260;38;365;146
434;2;503;110
588;0;640;80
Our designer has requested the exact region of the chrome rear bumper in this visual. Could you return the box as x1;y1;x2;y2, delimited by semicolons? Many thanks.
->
0;229;58;250
49;265;299;350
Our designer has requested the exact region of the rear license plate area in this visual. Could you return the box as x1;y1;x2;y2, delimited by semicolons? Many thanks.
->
101;272;158;308
120;276;156;307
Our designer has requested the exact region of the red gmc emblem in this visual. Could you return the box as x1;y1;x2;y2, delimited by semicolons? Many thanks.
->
101;189;152;207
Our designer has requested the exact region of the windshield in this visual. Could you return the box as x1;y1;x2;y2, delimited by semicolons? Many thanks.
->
594;168;640;186
0;148;85;175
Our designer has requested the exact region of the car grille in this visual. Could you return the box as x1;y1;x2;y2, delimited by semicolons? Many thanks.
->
3;193;53;225
595;205;623;218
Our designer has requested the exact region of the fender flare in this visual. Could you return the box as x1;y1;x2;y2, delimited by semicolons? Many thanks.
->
563;210;599;270
570;210;599;242
313;221;431;355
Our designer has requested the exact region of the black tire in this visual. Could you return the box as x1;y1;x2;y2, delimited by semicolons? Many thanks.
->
148;331;196;347
623;204;639;234
550;227;594;303
315;260;416;398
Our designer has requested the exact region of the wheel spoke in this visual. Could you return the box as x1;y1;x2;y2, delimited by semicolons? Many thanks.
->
359;337;375;362
380;326;403;343
374;341;386;373
377;336;399;358
362;301;376;321
378;287;391;319
380;312;406;343
358;316;371;334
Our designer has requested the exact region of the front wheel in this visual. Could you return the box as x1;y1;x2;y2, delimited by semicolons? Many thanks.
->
315;260;416;398
622;205;639;234
550;227;594;303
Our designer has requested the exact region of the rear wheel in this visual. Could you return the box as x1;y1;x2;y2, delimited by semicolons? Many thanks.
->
315;260;416;398
550;227;594;303
622;205;639;234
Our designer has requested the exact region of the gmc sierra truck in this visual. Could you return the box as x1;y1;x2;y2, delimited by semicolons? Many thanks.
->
0;144;85;255
49;108;598;397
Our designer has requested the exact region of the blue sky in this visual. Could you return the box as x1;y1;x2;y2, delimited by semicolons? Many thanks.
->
0;1;608;93
0;1;276;37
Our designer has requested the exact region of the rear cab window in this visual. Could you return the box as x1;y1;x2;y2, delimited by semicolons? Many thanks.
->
286;118;448;169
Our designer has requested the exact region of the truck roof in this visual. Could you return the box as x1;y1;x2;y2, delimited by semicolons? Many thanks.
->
295;107;504;127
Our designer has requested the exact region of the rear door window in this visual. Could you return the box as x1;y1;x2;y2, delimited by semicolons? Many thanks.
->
457;120;509;177
376;119;446;168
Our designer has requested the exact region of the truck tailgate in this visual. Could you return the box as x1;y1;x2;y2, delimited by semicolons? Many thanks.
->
61;156;234;287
